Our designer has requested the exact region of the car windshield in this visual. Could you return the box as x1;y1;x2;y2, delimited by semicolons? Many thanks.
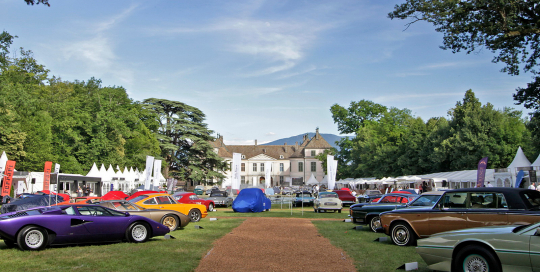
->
408;195;441;207
210;192;226;197
320;193;337;198
111;201;141;211
296;193;312;197
129;195;148;203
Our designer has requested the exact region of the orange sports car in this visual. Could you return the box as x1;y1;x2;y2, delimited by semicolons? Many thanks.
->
128;193;208;222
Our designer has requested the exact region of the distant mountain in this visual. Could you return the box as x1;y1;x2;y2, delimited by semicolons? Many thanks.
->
262;133;346;149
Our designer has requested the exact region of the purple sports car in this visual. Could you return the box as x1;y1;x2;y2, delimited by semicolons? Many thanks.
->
0;205;170;250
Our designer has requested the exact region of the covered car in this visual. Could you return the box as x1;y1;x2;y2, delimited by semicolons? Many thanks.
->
232;188;271;213
1;195;64;214
0;205;170;250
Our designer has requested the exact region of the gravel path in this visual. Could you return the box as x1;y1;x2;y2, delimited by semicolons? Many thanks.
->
195;217;356;272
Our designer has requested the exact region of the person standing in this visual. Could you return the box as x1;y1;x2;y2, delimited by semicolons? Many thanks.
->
486;181;493;187
529;182;536;190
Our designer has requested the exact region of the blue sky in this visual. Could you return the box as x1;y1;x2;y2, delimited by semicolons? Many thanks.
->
1;0;533;145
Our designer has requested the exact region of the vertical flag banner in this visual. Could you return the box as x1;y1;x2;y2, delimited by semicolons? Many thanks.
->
144;156;154;190
43;161;52;191
231;153;241;190
1;160;16;196
264;162;272;188
476;157;488;187
515;170;525;188
0;151;7;175
153;159;162;188
327;155;336;190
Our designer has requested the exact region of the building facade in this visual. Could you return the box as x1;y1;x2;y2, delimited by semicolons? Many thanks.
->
211;129;333;188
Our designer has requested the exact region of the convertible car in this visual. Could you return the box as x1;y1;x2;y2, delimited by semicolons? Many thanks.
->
379;187;540;246
172;192;215;212
0;205;170;250
416;222;540;271
98;200;190;231
314;192;342;213
129;193;207;222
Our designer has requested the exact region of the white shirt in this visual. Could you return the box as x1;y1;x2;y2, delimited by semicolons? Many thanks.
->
529;184;536;190
486;183;493;187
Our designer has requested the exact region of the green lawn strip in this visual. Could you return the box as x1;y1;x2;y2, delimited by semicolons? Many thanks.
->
312;221;431;272
0;218;244;272
209;204;350;219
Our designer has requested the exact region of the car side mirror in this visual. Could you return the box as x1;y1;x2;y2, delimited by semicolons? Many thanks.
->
124;212;130;217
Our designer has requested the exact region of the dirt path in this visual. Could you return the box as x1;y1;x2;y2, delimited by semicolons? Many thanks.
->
195;217;356;272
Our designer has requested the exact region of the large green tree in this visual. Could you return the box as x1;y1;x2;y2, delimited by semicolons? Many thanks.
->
389;0;540;156
142;98;227;183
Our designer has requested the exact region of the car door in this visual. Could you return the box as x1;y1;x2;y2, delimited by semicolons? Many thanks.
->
50;206;92;244
531;232;540;271
466;192;509;228
76;206;129;241
429;192;469;235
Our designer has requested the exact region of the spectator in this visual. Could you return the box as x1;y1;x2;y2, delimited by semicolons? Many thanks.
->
529;182;536;190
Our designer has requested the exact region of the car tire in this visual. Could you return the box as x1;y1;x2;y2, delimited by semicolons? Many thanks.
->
189;209;202;222
390;222;416;246
126;222;149;243
161;214;179;231
17;225;49;250
369;216;381;232
208;203;214;212
454;245;501;272
338;209;342;213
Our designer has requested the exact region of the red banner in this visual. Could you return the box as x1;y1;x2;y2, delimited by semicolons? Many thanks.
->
43;161;52;191
1;160;16;196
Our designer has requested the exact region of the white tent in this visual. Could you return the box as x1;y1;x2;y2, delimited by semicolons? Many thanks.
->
507;146;531;176
532;154;540;168
306;173;319;185
86;163;100;177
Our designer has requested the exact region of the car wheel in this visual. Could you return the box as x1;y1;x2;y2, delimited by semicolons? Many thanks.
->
17;225;49;250
390;222;416;246
126;222;149;243
454;245;501;272
161;214;179;231
189;209;202;222
208;203;214;212
338;209;342;213
369;216;381;232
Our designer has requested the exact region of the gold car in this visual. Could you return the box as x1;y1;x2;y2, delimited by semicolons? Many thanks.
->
129;193;208;222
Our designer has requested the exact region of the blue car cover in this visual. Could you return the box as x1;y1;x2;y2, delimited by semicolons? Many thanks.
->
232;188;271;213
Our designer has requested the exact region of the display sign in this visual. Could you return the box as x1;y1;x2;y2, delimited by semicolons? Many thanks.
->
1;160;16;196
43;161;52;191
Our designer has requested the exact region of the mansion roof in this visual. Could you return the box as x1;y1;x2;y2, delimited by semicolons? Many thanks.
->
211;129;333;160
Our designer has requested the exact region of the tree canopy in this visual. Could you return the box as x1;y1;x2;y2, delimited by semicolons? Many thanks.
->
330;90;532;179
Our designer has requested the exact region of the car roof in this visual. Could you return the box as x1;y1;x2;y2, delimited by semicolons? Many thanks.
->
421;190;445;195
446;187;532;193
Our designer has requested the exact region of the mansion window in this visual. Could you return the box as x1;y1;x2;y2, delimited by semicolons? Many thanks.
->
311;162;316;172
279;176;283;183
311;150;316;156
279;163;284;172
241;176;246;184
298;162;304;172
260;163;264;172
253;163;257;172
241;163;245;172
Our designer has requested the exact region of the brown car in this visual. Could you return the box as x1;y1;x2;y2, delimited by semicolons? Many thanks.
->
379;187;540;246
98;200;190;231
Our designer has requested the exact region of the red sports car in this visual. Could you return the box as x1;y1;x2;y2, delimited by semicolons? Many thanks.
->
172;192;215;212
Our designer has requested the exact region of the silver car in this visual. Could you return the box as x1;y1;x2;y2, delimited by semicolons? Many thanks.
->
416;222;540;271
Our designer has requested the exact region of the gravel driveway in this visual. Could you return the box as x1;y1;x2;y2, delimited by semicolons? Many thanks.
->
195;217;356;272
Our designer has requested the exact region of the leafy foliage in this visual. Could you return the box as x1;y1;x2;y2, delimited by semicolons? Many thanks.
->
331;91;531;178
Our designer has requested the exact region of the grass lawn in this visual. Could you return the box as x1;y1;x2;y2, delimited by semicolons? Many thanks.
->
0;205;430;271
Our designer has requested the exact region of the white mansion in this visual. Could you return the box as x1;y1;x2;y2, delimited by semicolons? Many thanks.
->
211;129;333;188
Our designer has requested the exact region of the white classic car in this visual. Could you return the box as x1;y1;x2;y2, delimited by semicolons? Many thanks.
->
314;192;342;213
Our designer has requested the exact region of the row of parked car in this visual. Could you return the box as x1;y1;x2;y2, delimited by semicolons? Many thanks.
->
349;187;540;271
